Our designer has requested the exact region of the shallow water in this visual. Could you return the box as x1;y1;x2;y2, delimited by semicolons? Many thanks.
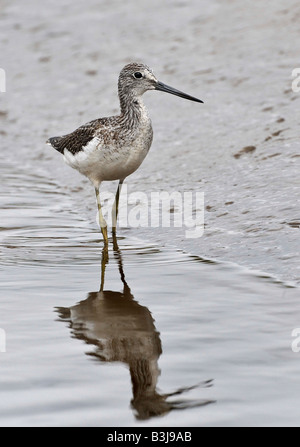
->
1;160;300;427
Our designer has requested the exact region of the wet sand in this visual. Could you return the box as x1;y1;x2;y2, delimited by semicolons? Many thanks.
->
1;0;299;283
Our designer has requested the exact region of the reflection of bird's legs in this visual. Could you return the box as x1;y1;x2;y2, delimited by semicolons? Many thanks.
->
100;245;109;292
112;180;124;237
112;232;131;296
112;231;119;252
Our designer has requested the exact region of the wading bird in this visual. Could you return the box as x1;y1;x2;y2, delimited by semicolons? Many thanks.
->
47;63;203;245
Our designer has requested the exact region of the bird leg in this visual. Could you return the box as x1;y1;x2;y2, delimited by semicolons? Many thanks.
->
112;180;124;236
95;187;108;246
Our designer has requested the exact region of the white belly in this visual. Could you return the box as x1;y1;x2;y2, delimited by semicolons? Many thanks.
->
63;125;153;186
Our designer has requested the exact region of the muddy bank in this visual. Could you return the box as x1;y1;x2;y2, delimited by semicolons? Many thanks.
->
0;0;299;283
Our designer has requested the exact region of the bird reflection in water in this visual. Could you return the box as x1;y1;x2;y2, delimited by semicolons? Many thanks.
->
56;237;214;420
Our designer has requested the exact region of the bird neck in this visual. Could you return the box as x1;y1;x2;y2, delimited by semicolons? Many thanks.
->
119;90;148;127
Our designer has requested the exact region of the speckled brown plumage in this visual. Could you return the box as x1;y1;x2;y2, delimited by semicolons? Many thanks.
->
47;62;202;166
46;62;202;242
48;117;117;155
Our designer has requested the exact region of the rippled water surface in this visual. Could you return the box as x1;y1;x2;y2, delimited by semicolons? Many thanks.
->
1;160;300;427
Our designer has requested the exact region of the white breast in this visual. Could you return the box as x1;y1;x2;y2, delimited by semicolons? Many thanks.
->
63;118;153;187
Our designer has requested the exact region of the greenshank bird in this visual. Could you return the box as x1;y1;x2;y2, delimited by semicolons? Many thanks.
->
47;63;203;245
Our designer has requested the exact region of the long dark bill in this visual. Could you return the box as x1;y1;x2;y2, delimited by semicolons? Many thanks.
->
155;81;203;104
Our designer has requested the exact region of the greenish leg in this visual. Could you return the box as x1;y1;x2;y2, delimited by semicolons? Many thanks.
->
95;187;108;246
112;180;124;236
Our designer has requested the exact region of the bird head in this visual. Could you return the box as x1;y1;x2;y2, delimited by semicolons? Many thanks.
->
119;62;203;104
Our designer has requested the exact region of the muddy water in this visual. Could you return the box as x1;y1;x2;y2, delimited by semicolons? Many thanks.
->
1;154;300;427
1;0;300;427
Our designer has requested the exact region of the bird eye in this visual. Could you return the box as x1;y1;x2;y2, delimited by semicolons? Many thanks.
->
133;72;143;79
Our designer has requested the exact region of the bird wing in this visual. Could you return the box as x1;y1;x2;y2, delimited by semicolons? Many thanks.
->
47;118;111;155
